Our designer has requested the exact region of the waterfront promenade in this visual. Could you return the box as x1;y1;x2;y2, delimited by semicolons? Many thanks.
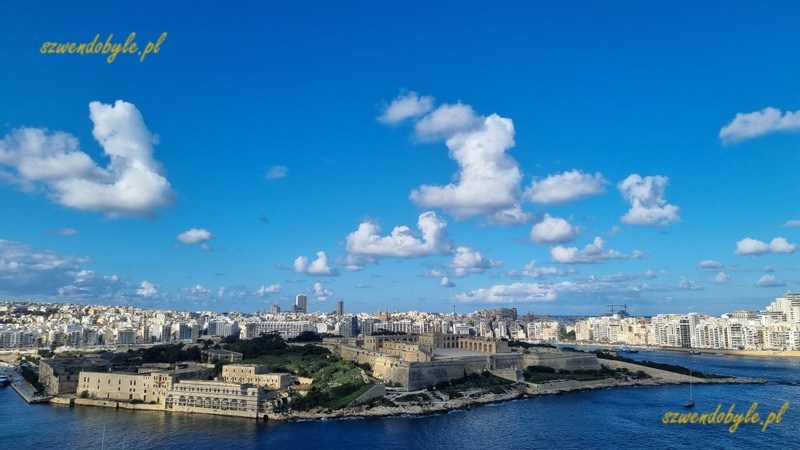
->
1;363;51;403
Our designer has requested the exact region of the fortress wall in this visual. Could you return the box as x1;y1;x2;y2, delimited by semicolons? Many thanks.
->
521;352;601;371
74;398;118;408
491;368;523;382
353;383;387;405
118;402;163;411
332;344;600;391
334;345;410;387
407;357;490;391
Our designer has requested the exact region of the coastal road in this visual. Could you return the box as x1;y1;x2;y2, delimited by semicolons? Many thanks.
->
2;364;50;403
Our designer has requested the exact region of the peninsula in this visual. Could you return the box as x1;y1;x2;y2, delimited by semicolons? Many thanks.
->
10;331;761;422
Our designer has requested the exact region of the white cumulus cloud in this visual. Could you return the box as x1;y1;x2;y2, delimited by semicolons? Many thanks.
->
136;280;159;298
735;237;797;256
256;283;282;296
783;220;800;228
311;281;333;301
177;228;214;250
525;170;607;205
346;211;450;258
719;107;800;144
530;214;578;244
450;246;501;277
0;100;175;218
294;251;338;276
409;113;522;220
713;272;729;285
550;236;643;264
618;174;680;226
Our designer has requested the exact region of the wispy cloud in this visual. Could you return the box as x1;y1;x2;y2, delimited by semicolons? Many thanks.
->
265;165;288;180
719;106;800;144
0;239;86;295
53;228;79;236
783;220;800;228
455;282;556;303
698;259;723;269
525;170;607;205
378;91;434;124
550;236;643;264
756;274;785;287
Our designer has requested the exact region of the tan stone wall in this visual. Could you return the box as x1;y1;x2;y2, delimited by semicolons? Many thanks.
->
333;345;410;387
521;351;601;372
406;356;491;390
380;342;431;362
75;397;118;408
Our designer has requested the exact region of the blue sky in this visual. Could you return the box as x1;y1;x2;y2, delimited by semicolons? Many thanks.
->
1;1;800;315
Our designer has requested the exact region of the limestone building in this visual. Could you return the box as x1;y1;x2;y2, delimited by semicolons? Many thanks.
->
164;379;271;419
220;364;292;389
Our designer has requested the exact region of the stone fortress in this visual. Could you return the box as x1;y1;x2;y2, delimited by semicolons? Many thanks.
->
323;332;600;391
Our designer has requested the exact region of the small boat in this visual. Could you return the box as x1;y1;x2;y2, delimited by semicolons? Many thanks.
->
0;376;9;386
688;350;701;355
685;373;695;408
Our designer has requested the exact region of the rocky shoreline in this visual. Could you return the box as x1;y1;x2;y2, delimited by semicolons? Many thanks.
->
269;372;764;422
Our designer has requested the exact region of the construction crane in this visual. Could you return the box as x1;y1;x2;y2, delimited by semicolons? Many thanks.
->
607;304;629;315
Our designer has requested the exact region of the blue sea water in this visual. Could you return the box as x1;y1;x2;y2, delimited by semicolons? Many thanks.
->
1;351;797;449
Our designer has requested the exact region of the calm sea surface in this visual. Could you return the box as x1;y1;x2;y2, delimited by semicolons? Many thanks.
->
1;350;798;449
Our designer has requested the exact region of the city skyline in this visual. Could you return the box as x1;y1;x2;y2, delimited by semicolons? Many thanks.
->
2;2;800;316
